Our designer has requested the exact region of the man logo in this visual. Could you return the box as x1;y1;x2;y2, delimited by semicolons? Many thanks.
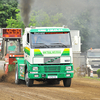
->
51;59;54;62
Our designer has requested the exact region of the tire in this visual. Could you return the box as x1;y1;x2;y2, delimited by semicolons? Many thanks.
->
25;70;33;87
3;64;5;73
15;64;21;84
88;68;90;77
63;78;71;87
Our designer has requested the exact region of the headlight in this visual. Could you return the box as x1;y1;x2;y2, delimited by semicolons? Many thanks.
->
33;67;38;70
66;66;71;70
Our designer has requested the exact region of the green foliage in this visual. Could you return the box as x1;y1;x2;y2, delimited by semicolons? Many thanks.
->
84;76;100;81
76;67;80;72
6;9;25;31
6;10;63;32
97;69;100;74
1;1;100;52
0;0;18;28
68;9;100;52
6;12;25;29
29;10;63;27
68;10;91;52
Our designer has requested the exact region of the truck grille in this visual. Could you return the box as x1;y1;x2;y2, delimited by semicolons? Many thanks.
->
44;66;60;73
92;60;100;62
91;65;100;68
44;57;60;64
89;61;100;65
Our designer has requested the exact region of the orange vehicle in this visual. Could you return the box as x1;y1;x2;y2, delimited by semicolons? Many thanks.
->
0;28;24;75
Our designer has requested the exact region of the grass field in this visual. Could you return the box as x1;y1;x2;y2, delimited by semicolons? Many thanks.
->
83;75;100;81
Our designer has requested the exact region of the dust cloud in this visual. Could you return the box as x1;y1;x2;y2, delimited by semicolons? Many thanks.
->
0;71;15;84
0;70;5;82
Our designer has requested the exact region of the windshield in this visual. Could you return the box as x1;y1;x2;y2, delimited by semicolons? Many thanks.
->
87;51;100;57
7;40;20;53
30;32;71;48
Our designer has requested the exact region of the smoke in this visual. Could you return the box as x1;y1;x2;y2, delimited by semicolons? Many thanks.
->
17;0;100;51
18;0;34;26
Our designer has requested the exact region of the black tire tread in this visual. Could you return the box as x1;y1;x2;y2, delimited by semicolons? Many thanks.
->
15;64;21;84
63;78;71;87
25;69;33;87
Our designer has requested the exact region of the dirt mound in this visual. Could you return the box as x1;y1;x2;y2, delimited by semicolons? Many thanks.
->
0;74;5;82
0;71;15;84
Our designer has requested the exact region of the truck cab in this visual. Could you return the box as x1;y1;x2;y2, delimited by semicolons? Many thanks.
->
86;48;100;76
15;27;74;87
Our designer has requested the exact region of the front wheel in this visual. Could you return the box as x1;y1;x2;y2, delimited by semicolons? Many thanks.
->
25;70;34;87
63;78;71;87
15;64;21;84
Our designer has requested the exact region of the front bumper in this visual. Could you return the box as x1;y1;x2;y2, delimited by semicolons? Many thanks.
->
28;64;74;79
29;72;74;79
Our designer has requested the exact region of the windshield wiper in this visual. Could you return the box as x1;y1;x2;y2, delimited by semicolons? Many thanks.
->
31;43;49;48
50;43;67;47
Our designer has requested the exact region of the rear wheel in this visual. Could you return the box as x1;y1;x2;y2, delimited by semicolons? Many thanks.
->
63;78;71;87
15;64;21;84
25;70;33;87
3;64;5;73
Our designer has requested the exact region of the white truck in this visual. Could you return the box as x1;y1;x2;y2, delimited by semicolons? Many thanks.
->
15;27;74;87
86;48;100;76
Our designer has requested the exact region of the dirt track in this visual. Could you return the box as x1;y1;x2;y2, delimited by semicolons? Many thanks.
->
0;74;100;100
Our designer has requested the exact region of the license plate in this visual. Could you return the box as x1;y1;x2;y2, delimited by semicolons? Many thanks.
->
48;76;57;79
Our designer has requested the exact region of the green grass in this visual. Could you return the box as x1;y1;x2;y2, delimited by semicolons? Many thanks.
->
74;74;100;81
83;76;100;81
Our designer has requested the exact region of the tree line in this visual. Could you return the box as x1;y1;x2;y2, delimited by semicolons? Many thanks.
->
0;0;100;52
